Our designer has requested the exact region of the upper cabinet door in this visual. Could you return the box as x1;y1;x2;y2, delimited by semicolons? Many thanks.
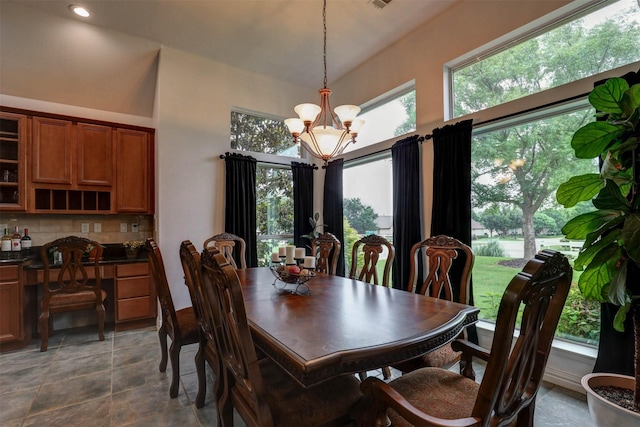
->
0;112;28;211
76;123;114;187
116;128;153;213
32;117;73;184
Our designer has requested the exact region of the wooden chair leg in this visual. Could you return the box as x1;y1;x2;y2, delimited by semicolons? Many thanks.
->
358;371;368;381
39;311;49;352
169;342;181;398
516;400;535;427
382;366;392;380
158;324;168;372
97;303;105;341
195;340;206;408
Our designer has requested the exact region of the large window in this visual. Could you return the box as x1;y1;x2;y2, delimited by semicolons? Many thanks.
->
460;0;640;346
230;110;301;157
256;165;294;266
471;102;600;344
344;85;416;153
343;155;394;278
451;0;640;118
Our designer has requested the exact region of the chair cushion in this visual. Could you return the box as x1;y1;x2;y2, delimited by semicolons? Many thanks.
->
260;358;362;427
175;307;200;344
49;289;107;307
384;367;479;427
392;343;460;373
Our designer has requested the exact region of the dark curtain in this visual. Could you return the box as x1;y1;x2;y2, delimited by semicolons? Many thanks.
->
592;68;640;376
323;158;345;276
431;119;477;343
292;162;314;253
224;153;258;267
391;135;423;291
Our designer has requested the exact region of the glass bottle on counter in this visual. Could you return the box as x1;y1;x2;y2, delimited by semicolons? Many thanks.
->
1;228;11;252
11;226;21;252
21;228;32;252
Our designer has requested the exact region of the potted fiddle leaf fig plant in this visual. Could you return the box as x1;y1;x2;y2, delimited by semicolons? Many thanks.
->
556;77;640;424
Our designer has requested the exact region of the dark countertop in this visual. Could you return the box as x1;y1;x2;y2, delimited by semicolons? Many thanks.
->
0;243;148;267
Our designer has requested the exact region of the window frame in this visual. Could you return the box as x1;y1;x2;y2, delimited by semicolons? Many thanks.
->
444;0;634;121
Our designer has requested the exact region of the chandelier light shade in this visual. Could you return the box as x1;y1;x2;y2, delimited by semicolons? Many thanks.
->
285;0;364;164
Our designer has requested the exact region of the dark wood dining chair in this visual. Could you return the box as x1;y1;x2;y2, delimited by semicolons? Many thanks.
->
203;232;247;269
393;235;475;373
353;249;572;427
350;234;395;380
349;234;395;287
199;246;362;427
39;236;105;352
145;237;200;399
312;232;341;275
179;240;221;410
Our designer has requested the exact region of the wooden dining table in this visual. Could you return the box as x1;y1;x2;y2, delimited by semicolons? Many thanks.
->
235;267;479;387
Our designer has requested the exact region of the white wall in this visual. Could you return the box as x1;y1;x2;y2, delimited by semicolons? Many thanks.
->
154;47;314;308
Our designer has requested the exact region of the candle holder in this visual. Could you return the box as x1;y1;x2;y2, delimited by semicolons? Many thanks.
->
269;264;315;295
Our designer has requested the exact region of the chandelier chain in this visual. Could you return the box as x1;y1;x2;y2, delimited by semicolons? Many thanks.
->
323;0;327;89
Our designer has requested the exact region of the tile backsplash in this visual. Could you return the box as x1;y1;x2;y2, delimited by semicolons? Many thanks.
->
0;213;154;246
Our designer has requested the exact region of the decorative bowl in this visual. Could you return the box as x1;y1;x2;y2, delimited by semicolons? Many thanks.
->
269;265;315;284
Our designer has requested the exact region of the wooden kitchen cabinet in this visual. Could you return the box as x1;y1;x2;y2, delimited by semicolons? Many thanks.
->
0;112;28;211
0;265;24;346
116;128;154;213
115;262;156;325
76;123;115;187
0;107;154;214
32;117;74;185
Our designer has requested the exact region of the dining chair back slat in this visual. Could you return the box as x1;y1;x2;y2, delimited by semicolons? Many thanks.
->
203;232;247;269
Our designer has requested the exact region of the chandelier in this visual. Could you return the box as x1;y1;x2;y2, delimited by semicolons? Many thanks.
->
285;0;364;164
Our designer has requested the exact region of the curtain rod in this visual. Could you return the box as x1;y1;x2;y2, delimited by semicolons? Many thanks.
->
219;153;318;169
345;135;428;165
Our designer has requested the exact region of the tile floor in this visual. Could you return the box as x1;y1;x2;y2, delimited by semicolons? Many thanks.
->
0;325;595;426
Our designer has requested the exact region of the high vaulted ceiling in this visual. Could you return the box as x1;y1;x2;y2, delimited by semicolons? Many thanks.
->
9;0;458;89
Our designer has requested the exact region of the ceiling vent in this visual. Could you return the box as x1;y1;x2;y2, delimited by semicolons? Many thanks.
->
369;0;392;10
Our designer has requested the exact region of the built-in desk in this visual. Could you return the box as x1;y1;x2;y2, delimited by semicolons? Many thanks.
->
0;247;157;352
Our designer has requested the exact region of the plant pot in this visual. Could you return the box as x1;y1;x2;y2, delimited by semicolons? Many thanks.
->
125;247;140;259
582;373;640;427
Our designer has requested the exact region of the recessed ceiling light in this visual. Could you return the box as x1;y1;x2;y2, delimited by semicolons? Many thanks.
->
69;5;90;18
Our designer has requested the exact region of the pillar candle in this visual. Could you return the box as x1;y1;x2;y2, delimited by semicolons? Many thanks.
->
271;252;280;262
285;245;295;264
294;247;305;259
278;246;287;257
303;256;316;269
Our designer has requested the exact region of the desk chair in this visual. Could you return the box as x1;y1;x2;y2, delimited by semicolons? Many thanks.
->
312;232;341;275
393;235;475;373
203;232;247;269
354;250;572;427
200;247;362;427
146;238;200;398
39;236;105;352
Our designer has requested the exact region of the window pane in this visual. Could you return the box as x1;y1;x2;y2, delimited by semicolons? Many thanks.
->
231;111;301;157
453;0;640;117
256;166;294;266
471;105;600;345
343;156;393;277
344;90;416;153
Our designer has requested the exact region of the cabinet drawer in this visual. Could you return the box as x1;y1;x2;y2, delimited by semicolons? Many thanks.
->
0;265;19;281
116;276;150;299
116;262;149;277
117;296;154;321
